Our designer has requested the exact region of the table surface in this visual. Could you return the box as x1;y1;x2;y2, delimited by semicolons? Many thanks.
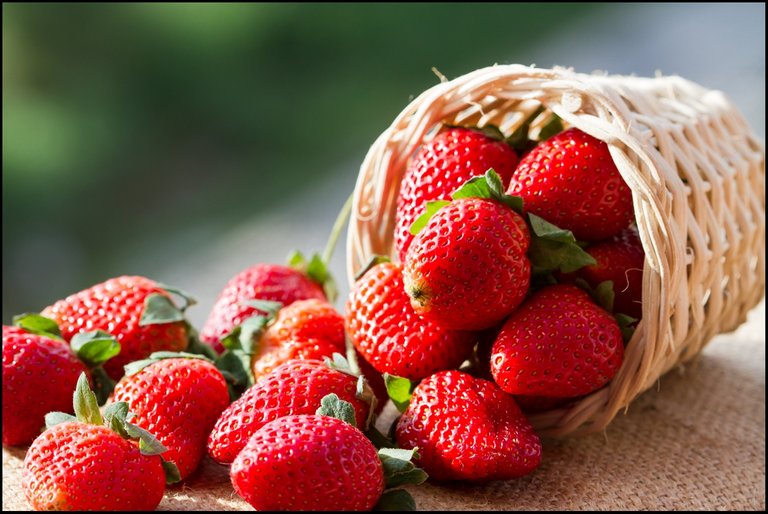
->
3;300;764;511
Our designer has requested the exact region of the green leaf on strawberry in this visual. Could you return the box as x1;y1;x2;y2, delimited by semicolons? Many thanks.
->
288;250;338;303
123;351;213;376
139;293;186;326
616;313;638;343
409;201;450;236
378;448;428;488
527;213;597;274
384;374;416;413
374;488;417;511
44;411;77;428
451;169;523;212
73;373;103;426
317;393;358;427
71;330;121;368
154;282;197;312
12;313;63;341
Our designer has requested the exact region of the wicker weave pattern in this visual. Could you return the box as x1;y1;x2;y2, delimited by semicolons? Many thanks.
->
347;64;765;436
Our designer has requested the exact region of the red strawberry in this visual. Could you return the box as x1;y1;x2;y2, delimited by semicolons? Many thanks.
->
395;370;541;481
207;358;373;464
507;127;634;241
403;197;531;331
395;127;519;261
346;261;476;380
250;299;345;381
23;422;167;511
559;228;645;319
2;326;88;446
22;374;172;511
231;414;385;511
490;284;624;397
111;355;230;480
42;276;190;381
201;264;326;354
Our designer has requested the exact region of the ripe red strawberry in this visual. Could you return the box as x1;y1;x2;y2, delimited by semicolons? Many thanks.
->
395;370;541;481
207;358;373;464
23;422;167;510
507;127;634;241
201;264;326;354
2;326;88;446
403;197;531;331
22;374;172;511
490;284;624;398
395;127;519;261
111;355;230;480
42;276;190;381
559;227;645;319
346;261;476;380
231;414;385;510
250;298;345;381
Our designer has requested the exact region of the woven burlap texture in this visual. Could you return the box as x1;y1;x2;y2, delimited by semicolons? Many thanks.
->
346;64;766;437
3;303;764;510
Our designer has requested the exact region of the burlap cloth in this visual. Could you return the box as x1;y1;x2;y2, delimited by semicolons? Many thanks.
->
3;300;764;511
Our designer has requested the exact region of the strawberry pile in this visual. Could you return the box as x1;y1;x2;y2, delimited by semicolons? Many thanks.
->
2;202;422;510
2;118;645;511
346;122;644;482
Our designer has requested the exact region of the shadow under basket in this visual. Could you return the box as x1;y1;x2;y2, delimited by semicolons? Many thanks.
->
346;64;765;436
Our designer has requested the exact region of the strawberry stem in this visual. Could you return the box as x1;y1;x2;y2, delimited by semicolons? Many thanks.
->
322;193;354;265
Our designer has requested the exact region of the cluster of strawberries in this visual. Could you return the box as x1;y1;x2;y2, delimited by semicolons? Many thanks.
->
2;119;644;511
346;123;645;483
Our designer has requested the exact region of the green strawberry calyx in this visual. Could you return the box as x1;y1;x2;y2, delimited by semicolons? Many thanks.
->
354;255;392;281
323;352;379;429
214;299;284;399
45;373;181;484
123;350;214;376
315;393;427;511
11;313;64;341
569;279;639;344
409;168;524;236
383;374;416;414
527;213;597;275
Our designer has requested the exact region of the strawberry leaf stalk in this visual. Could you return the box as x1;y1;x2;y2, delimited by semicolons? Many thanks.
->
45;373;180;484
288;192;354;304
12;313;120;405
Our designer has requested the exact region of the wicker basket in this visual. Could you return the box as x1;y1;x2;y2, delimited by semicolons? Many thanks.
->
346;64;765;436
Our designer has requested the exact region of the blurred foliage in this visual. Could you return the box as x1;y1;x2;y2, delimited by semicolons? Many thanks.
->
2;3;599;320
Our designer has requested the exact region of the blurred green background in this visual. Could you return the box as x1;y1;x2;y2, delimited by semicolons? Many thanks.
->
2;3;598;320
3;3;765;325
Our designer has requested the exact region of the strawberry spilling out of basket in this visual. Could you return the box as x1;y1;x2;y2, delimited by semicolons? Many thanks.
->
3;120;644;510
346;122;644;482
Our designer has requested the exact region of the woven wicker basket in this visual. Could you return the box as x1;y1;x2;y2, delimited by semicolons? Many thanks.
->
346;64;765;436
